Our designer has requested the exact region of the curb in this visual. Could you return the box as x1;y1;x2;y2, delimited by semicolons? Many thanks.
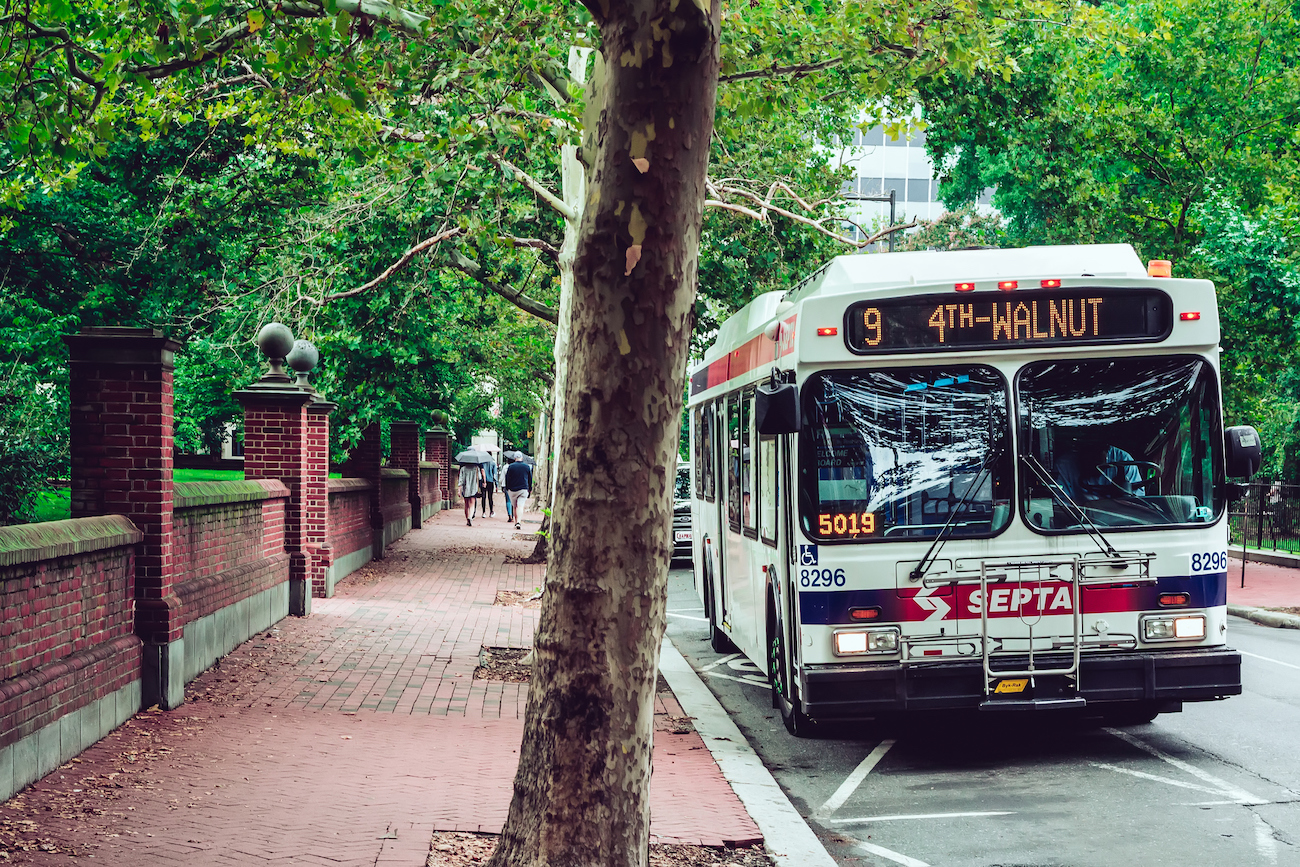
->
1229;604;1300;630
659;637;838;867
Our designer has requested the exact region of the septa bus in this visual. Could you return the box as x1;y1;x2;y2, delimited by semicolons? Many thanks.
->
686;244;1262;735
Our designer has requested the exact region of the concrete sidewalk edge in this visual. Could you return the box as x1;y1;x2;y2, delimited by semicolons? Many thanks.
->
660;638;837;867
1229;604;1300;629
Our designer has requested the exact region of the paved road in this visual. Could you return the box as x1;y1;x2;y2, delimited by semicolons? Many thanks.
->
667;567;1300;867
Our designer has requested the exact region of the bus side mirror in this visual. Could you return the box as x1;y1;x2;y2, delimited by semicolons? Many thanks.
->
756;382;800;435
1225;425;1262;478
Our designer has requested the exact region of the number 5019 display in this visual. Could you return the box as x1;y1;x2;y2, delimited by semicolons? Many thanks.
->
818;512;876;536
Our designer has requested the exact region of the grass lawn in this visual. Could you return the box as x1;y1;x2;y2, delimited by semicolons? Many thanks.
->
27;467;343;523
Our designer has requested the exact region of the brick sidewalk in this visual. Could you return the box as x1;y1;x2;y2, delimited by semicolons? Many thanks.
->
0;509;761;865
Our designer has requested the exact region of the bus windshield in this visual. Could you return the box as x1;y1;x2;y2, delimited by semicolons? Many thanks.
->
1018;356;1224;531
799;367;1014;542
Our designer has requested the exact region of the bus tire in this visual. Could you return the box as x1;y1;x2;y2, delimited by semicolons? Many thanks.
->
706;567;736;654
769;605;814;737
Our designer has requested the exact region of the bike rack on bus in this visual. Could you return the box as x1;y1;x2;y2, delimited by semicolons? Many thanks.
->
972;553;1153;710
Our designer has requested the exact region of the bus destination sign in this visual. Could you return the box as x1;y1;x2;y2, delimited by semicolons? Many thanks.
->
844;289;1172;354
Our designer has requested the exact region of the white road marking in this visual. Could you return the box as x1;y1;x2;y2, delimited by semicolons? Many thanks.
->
666;612;708;623
1105;728;1266;805
699;652;742;672
1241;649;1300;671
816;740;896;817
855;840;930;867
669;607;705;612
1255;813;1279;864
830;811;1013;824
1091;762;1234;798
703;670;768;688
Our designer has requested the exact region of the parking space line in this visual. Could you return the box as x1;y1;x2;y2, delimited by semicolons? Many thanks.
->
1090;762;1234;797
1241;650;1300;671
1104;728;1266;805
856;840;930;867
667;612;708;622
829;811;1013;824
816;739;895;817
703;670;768;688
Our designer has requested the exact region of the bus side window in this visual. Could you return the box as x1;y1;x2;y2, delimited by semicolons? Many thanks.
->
760;434;777;547
742;390;757;537
704;402;716;502
693;406;704;500
728;393;741;531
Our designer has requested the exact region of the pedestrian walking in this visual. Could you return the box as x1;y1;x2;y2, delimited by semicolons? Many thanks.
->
503;455;532;530
482;457;499;518
458;461;484;526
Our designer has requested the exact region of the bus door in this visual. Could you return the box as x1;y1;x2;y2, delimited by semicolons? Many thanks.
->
722;389;761;650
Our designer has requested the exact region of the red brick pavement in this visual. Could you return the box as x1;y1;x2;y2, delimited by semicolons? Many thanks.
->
0;508;762;864
1229;554;1300;609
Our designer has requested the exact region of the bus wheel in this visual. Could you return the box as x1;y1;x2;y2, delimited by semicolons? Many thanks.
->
769;615;814;737
706;571;736;654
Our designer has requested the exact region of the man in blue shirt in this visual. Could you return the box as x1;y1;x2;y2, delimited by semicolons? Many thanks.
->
503;456;533;530
1055;438;1143;501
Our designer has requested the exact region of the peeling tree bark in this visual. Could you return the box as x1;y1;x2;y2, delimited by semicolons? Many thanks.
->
485;1;719;865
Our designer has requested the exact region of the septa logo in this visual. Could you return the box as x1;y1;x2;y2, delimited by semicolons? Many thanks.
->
967;585;1073;615
798;545;818;566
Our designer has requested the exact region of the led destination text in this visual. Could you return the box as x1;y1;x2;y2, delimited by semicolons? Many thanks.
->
844;289;1170;353
923;297;1103;344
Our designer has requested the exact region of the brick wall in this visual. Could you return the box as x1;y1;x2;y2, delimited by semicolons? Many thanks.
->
170;480;291;625
379;469;412;548
327;479;373;565
418;463;442;521
0;516;144;794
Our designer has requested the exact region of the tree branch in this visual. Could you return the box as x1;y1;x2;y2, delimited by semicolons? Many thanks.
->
316;226;465;303
503;235;561;262
451;251;559;324
719;57;844;84
486;153;577;222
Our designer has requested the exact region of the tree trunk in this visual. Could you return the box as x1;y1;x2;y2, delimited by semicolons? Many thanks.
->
486;1;719;865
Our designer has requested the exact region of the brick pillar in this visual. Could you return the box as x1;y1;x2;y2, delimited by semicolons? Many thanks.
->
391;422;421;529
64;326;185;710
236;376;314;616
425;427;451;509
342;422;383;559
305;398;336;597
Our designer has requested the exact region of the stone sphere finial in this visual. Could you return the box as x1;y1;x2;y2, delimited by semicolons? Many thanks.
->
256;322;294;380
287;339;318;387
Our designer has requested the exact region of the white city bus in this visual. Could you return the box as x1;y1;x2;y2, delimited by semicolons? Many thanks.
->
686;244;1261;735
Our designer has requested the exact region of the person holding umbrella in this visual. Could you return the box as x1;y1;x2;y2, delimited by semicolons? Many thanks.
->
456;448;489;526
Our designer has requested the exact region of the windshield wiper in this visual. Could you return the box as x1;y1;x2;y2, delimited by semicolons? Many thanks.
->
909;450;1000;585
1021;454;1119;558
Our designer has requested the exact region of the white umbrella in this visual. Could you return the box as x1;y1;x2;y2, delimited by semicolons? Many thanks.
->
480;444;500;453
456;448;492;464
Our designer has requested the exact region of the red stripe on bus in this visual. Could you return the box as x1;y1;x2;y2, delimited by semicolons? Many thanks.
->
691;314;798;396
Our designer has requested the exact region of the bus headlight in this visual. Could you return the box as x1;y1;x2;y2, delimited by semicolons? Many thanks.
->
833;627;900;656
1142;614;1206;641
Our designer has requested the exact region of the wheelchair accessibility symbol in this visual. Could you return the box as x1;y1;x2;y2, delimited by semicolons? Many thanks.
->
798;545;818;566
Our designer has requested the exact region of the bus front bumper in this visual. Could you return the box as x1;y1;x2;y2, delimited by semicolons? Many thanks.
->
800;648;1242;718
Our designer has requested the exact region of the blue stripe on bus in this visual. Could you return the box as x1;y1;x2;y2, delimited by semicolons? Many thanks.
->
798;572;1228;625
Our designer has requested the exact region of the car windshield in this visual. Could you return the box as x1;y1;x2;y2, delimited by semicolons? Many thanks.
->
799;367;1013;542
1017;356;1224;531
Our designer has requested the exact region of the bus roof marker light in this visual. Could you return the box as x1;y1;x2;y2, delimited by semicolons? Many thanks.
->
955;282;976;292
998;280;1018;291
1040;278;1062;288
1181;312;1201;321
816;326;838;337
1148;259;1173;278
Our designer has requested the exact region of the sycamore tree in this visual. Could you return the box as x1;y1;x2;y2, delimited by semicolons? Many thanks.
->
0;0;1024;863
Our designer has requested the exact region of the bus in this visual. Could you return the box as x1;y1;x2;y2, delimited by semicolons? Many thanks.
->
686;244;1262;735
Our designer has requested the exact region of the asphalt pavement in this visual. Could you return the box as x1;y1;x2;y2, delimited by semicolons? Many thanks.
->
668;561;1300;867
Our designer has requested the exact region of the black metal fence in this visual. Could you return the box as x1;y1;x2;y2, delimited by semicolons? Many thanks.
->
1229;482;1300;555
